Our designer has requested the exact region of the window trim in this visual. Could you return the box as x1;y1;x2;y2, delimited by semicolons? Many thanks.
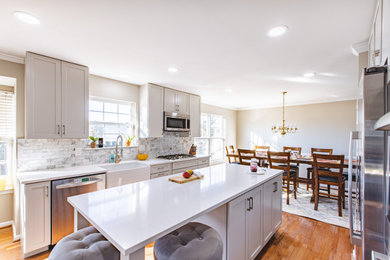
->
0;88;15;180
89;97;138;146
196;113;226;164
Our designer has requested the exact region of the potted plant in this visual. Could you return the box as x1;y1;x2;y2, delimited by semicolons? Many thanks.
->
124;135;135;147
89;136;99;148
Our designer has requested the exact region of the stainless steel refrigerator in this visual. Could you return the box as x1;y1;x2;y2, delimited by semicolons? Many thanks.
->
349;66;389;259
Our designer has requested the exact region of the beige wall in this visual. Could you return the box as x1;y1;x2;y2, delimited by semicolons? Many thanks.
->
201;103;237;147
89;75;139;103
0;60;25;138
236;100;356;155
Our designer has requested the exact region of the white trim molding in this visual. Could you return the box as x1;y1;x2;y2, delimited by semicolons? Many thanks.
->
351;41;369;56
0;52;25;64
0;220;12;228
12;221;20;241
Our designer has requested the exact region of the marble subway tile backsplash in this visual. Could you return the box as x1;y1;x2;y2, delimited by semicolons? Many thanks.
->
17;133;194;172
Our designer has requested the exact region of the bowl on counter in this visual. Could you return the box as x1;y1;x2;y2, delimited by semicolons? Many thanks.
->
137;154;148;160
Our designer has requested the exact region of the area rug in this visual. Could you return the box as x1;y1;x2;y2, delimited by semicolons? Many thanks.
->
282;186;349;228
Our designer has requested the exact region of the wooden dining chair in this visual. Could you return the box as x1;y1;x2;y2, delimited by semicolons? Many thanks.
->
313;154;345;217
254;146;270;167
237;149;256;166
283;146;302;186
267;151;297;205
225;145;238;163
306;148;333;191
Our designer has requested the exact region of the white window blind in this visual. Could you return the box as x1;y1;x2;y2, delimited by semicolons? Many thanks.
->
0;90;15;138
0;89;15;178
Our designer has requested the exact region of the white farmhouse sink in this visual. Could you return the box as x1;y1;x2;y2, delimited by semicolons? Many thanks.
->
101;161;150;188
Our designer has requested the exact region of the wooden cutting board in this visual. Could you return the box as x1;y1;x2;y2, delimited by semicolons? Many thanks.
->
169;174;204;184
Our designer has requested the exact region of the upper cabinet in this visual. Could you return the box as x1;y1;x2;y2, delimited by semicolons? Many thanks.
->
25;52;89;139
164;88;189;115
140;84;201;137
139;83;164;138
189;94;201;137
368;0;390;67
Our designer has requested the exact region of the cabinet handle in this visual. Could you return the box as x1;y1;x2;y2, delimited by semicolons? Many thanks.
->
45;186;49;197
63;125;65;135
57;124;61;135
247;198;251;211
273;182;278;192
249;197;253;210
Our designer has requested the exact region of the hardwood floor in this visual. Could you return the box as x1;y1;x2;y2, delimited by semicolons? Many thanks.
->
0;212;352;260
256;212;353;260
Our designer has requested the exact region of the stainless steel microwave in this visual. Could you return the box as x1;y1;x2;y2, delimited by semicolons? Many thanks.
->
164;112;190;132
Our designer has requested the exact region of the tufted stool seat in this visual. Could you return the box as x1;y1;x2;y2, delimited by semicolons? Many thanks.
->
154;222;223;260
48;226;119;260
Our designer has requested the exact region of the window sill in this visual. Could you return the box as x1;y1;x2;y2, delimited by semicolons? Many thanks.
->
81;146;138;151
0;188;14;195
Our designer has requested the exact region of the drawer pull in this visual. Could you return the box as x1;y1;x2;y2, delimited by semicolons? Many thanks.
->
273;182;278;192
247;198;251;211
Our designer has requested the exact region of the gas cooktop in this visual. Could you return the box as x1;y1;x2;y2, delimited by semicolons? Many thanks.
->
157;154;195;160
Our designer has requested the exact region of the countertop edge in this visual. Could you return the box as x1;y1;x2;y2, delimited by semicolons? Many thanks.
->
17;167;108;185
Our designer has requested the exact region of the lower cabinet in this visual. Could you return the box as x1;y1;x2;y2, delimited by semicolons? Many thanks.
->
22;181;51;257
263;176;282;243
227;175;282;260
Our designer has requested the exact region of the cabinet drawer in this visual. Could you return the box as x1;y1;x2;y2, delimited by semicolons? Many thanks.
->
172;167;190;174
172;159;197;170
150;163;171;174
151;170;171;179
197;163;209;169
197;157;210;165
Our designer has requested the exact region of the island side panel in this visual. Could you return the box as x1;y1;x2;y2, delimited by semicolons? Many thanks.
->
193;204;227;260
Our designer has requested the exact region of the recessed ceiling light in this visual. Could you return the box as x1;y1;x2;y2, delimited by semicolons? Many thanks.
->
303;72;317;78
267;25;288;37
225;89;233;92
168;67;178;73
14;11;40;25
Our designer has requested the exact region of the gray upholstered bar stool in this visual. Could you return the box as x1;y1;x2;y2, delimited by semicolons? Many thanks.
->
48;226;119;260
154;222;223;260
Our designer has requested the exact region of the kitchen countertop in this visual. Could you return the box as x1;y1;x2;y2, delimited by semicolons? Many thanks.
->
17;155;211;184
17;165;108;185
68;164;282;256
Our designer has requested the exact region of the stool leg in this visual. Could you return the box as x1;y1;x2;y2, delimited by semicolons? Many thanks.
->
286;178;290;205
306;168;310;191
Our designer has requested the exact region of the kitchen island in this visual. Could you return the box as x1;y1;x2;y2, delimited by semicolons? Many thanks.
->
68;163;283;260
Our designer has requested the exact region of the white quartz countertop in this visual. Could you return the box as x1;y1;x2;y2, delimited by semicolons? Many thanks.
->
17;155;211;184
68;164;282;255
17;165;108;184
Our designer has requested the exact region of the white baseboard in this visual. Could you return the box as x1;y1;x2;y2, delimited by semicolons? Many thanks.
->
12;221;20;241
0;220;12;228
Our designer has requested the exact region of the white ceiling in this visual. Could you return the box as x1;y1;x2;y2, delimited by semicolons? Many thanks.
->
0;0;375;110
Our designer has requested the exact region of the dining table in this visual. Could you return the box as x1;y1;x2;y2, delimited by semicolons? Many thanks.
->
226;152;356;168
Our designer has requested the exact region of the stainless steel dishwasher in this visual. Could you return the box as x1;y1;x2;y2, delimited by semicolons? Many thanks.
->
51;173;106;244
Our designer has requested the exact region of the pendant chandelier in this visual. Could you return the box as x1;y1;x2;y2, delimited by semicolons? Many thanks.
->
271;91;298;135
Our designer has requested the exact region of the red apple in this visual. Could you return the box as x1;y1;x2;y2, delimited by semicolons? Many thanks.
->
183;171;191;178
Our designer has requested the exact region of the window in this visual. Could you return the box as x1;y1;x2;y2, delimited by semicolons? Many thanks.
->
0;88;15;179
89;98;137;147
195;113;226;163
